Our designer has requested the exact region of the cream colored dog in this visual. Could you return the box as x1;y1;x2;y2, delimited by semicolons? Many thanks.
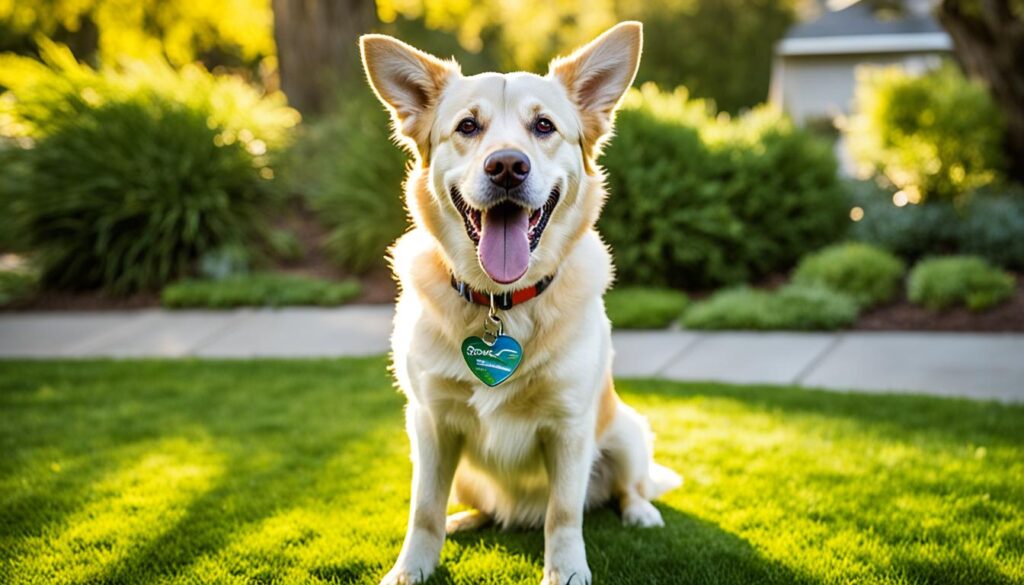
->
360;21;681;585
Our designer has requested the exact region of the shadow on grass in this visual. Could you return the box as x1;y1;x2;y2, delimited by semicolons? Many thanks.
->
619;378;1024;446
443;505;819;585
0;358;404;584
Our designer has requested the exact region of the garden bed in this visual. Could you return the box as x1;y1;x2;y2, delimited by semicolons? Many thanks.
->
0;204;398;312
856;276;1024;332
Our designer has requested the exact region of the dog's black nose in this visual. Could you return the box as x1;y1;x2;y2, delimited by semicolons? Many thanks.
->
484;149;530;189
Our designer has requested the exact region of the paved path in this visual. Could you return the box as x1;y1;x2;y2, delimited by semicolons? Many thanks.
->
1;308;1022;403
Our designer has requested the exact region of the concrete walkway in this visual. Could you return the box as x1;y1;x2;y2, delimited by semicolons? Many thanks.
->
1;307;1022;403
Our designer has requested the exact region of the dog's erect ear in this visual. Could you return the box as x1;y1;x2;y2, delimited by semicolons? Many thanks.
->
549;22;642;159
360;34;458;156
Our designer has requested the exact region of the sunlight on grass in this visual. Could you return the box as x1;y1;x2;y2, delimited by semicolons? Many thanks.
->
8;437;222;584
179;427;411;584
1;359;1022;584
630;389;1024;584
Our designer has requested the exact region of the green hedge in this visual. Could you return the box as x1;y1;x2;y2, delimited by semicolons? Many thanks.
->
600;84;847;288
604;287;689;329
793;242;904;308
849;182;1024;271
907;256;1015;312
0;41;298;294
847;64;1005;204
683;284;858;331
161;273;361;308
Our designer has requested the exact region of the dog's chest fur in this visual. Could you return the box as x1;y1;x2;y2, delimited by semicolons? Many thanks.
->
391;228;613;475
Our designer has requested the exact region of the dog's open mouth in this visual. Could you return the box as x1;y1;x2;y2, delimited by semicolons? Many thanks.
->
450;187;560;284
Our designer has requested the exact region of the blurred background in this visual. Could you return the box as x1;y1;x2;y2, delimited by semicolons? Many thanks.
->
0;0;1021;332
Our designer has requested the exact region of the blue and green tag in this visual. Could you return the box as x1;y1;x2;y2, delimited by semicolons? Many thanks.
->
461;334;522;387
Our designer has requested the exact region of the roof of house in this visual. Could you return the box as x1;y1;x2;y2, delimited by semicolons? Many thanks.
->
778;0;952;56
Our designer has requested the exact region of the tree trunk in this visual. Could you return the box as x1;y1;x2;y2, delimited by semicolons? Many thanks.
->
271;0;376;114
937;0;1024;182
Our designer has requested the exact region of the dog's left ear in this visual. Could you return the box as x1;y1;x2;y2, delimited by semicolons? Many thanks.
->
549;22;643;159
360;34;459;157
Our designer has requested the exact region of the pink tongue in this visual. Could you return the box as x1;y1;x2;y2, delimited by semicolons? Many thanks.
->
478;202;530;284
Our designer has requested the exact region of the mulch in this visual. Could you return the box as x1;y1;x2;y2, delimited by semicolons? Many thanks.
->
855;275;1024;333
268;201;398;304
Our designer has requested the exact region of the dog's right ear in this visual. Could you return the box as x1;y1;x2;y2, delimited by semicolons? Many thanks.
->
360;35;458;156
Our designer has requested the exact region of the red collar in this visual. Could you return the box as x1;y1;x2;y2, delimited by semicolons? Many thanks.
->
451;274;555;310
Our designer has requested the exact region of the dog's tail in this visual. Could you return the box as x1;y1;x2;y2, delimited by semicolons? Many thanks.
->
643;462;683;500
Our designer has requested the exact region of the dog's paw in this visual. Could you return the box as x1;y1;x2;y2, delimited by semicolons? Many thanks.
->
541;565;592;585
621;498;664;528
446;509;491;534
379;564;433;585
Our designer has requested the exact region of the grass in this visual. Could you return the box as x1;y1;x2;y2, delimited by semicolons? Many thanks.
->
161;273;362;308
604;287;689;329
1;359;1022;584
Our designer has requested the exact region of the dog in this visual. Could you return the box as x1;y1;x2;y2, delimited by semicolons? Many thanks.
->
360;21;681;585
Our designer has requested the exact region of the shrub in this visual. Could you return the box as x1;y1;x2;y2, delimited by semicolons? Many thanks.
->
604;287;689;329
847;180;960;262
846;64;1005;204
600;84;847;289
683;284;858;331
0;142;30;252
280;93;407;273
849;181;1024;270
957;193;1024;271
161;273;361;308
792;242;904;307
0;41;299;294
907;256;1015;312
0;265;38;307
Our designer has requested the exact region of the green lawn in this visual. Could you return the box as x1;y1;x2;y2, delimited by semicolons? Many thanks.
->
1;359;1021;584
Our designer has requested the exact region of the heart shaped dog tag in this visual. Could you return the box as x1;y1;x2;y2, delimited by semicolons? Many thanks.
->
461;334;523;387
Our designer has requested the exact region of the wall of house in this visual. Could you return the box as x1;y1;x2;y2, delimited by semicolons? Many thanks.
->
772;51;946;125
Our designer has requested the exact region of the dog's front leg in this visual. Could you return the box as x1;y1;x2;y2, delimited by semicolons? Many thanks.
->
381;404;461;585
541;428;594;585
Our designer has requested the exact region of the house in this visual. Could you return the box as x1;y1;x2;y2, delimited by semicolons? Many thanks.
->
770;0;953;125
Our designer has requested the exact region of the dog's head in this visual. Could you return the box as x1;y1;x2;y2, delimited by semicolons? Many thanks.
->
361;23;642;288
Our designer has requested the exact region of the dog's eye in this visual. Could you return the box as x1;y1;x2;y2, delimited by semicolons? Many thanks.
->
456;118;480;135
533;117;555;135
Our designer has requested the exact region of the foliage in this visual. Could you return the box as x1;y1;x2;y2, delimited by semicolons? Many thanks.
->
792;242;904;308
604;286;689;329
846;180;961;262
0;142;30;251
600;84;847;289
280;93;408;273
956;192;1024;271
846;64;1006;204
907;256;1015;312
683;284;858;331
0;0;273;67
161;273;361;308
378;0;798;113
0;263;37;306
621;0;795;113
3;359;1022;584
849;181;1024;270
0;42;299;293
